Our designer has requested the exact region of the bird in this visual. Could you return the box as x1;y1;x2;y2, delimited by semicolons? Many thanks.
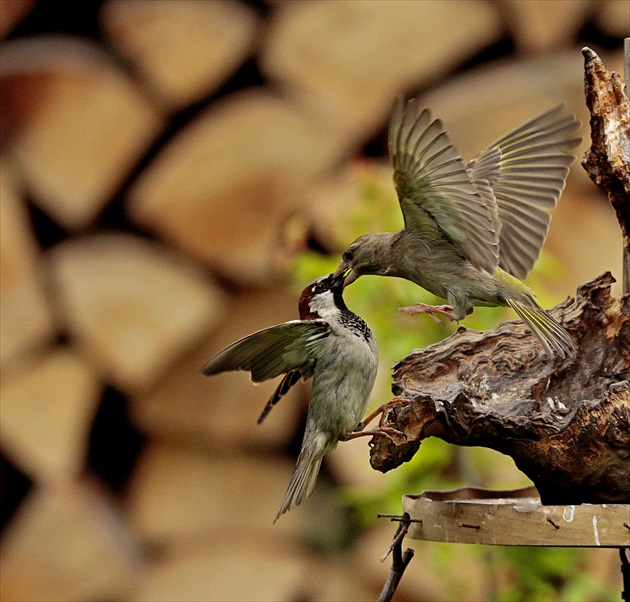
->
335;97;582;357
200;272;379;522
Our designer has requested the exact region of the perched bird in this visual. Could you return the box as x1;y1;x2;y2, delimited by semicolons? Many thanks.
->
200;272;378;522
335;97;581;357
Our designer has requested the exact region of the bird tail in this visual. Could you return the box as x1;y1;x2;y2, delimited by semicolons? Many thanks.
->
506;296;575;358
274;431;328;523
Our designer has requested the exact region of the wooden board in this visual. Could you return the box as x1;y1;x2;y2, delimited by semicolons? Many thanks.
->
403;487;630;548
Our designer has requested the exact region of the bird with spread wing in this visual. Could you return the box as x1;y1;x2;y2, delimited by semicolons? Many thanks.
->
336;97;581;357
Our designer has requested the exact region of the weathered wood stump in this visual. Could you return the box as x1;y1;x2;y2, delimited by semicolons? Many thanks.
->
370;273;629;504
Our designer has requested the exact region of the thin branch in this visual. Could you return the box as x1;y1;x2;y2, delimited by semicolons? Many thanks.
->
377;513;415;602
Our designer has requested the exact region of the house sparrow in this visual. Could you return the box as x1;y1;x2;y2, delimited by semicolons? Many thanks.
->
201;272;379;521
336;97;581;357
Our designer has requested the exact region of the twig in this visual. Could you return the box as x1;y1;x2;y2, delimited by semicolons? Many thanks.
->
621;547;629;602
376;513;415;602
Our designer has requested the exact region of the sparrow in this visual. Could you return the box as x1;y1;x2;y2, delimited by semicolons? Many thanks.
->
200;272;379;522
335;97;582;357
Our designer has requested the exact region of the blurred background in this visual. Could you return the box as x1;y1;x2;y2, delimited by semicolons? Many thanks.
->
0;1;627;600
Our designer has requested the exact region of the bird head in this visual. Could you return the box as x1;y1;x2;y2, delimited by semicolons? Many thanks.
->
334;232;395;287
298;272;347;321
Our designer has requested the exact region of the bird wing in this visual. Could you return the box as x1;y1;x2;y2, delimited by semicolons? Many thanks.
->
389;96;500;274
200;320;331;383
257;369;304;424
469;105;581;280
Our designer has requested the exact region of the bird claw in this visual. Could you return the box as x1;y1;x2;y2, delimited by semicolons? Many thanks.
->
358;397;408;430
342;398;409;444
343;426;407;444
398;303;455;324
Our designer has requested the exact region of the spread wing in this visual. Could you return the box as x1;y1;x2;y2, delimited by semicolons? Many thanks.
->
389;96;499;274
200;320;331;383
469;105;581;280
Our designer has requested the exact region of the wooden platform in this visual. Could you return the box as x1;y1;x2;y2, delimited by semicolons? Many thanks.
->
403;486;630;548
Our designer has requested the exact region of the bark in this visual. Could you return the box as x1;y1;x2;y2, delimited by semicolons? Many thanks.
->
581;46;630;293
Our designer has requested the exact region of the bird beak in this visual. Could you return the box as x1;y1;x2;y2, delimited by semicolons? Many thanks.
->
334;263;357;288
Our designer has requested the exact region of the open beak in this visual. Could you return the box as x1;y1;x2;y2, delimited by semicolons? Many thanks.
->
333;263;358;288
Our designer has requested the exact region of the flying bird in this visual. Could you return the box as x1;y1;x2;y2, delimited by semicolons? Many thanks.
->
201;272;378;522
336;97;581;357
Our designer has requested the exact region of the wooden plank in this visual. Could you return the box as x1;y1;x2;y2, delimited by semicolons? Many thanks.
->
403;487;630;547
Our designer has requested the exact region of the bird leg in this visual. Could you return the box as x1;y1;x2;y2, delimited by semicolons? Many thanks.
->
342;426;406;445
358;397;408;430
342;398;409;444
398;303;454;324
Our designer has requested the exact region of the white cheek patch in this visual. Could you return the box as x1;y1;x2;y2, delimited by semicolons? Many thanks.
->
309;290;338;317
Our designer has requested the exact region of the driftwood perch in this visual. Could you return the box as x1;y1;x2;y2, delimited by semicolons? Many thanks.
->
369;48;630;505
370;273;629;503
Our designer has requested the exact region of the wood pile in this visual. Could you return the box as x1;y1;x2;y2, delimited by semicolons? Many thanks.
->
0;2;626;600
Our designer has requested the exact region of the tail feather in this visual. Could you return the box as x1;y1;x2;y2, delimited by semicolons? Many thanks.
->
274;433;327;523
506;297;575;358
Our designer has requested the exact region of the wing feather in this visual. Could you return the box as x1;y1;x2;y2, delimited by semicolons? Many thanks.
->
389;97;499;273
469;105;581;279
257;369;304;424
200;320;331;383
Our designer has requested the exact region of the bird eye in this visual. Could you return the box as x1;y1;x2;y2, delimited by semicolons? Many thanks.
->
343;249;354;262
313;282;324;293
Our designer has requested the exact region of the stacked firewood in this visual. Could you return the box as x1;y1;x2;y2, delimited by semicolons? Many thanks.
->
0;2;626;600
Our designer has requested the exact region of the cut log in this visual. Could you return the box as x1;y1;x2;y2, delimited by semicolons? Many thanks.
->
48;233;225;393
126;91;340;285
0;349;101;482
0;479;140;602
125;442;304;541
0;159;54;367
101;0;258;110
127;532;308;602
0;0;33;37
418;51;589;162
596;0;630;38
130;289;305;450
0;36;162;229
261;0;501;145
498;0;591;54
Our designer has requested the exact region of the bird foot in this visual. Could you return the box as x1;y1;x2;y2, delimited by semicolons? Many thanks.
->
342;398;409;444
357;398;408;430
398;303;454;324
344;426;407;444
